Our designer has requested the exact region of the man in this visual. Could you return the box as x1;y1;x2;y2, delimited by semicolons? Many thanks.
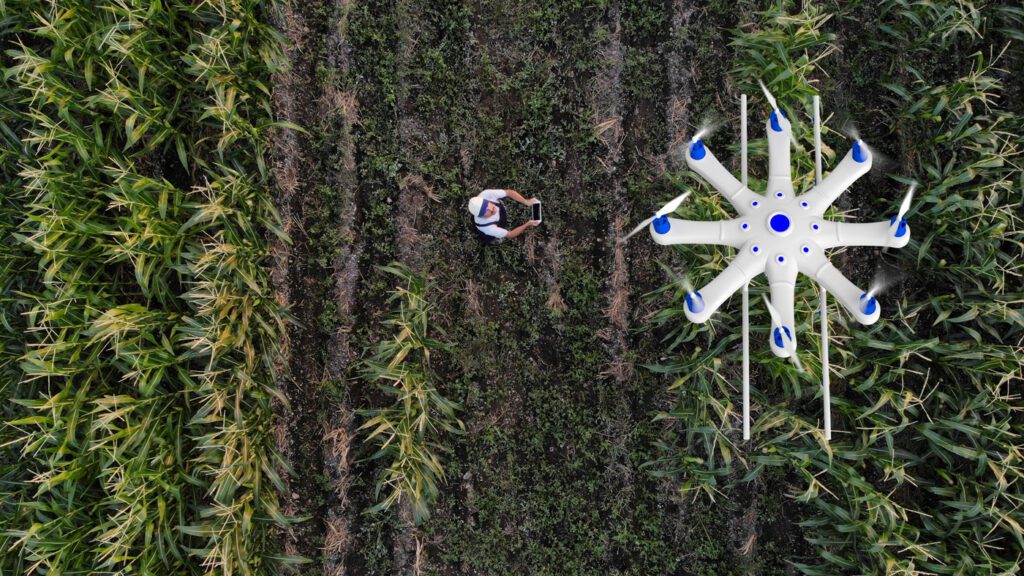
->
467;188;541;244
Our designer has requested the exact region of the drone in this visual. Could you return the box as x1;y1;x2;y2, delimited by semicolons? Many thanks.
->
628;86;913;441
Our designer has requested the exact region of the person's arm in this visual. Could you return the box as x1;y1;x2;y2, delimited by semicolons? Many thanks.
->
504;189;539;206
504;219;541;239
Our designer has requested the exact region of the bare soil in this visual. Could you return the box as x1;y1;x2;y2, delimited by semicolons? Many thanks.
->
270;0;813;573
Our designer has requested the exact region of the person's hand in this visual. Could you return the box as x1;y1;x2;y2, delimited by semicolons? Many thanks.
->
527;219;542;227
527;197;540;205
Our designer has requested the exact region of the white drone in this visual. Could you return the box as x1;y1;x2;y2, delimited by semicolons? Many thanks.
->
629;87;913;441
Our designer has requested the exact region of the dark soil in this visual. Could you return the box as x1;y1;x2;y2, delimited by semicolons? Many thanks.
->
268;0;894;574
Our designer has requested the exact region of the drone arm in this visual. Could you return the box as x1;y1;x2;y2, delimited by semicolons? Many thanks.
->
766;114;794;195
817;220;911;249
801;145;873;213
650;218;745;248
798;250;880;325
685;249;766;324
685;145;762;215
764;257;798;357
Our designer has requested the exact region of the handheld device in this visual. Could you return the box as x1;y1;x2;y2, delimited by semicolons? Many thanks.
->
532;202;542;222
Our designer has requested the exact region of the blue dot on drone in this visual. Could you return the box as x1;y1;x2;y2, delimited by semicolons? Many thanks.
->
741;223;749;230
769;213;790;233
802;246;810;254
752;246;760;253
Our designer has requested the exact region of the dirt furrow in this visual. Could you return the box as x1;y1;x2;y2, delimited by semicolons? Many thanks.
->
593;4;632;385
270;0;362;572
268;1;309;559
666;1;697;172
321;1;362;572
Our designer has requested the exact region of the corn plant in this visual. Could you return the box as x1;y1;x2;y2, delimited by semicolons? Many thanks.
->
730;1;837;109
0;1;297;573
359;263;463;525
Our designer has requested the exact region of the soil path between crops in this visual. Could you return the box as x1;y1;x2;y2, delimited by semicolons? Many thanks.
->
267;0;803;572
270;1;361;573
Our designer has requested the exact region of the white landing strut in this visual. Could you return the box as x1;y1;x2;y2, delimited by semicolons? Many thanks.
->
814;95;831;441
741;94;750;441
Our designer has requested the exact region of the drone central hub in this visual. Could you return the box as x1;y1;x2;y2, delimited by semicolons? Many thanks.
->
768;212;792;236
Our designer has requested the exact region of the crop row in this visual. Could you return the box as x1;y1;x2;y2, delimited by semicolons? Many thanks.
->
0;2;294;573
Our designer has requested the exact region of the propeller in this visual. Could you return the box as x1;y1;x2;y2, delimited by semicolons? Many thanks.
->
846;135;896;171
758;79;780;113
622;191;690;242
680;274;695;295
888;184;915;245
763;295;803;372
864;285;878;302
759;80;798;146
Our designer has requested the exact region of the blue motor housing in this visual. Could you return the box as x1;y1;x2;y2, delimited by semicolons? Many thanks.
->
889;215;907;237
860;293;877;315
773;326;792;348
770;109;787;132
853;140;867;163
689;139;706;160
652;214;671;234
686;291;705;314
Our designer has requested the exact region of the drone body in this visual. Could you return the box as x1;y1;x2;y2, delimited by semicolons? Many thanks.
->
650;109;911;359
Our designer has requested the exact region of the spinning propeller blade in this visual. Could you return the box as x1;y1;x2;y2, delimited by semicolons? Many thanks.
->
656;191;690;217
887;184;915;246
623;217;654;241
759;80;797;146
897;185;914;221
680;274;695;296
657;262;695;295
758;79;779;113
622;191;690;242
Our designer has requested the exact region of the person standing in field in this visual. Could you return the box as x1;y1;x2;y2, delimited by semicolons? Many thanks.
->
468;188;541;244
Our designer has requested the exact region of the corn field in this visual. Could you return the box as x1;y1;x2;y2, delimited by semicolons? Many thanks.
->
0;1;296;573
1;0;1022;574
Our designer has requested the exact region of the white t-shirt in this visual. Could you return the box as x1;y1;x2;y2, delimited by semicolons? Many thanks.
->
473;189;508;238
